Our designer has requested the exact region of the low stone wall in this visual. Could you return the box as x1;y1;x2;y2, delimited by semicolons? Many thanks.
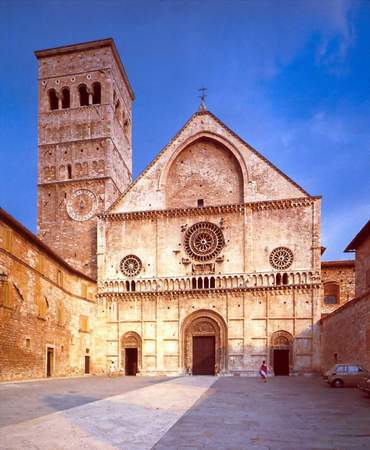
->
320;289;370;372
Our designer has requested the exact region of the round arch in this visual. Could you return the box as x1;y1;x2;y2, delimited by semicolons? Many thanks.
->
121;331;142;375
181;309;228;375
159;132;249;203
270;330;294;375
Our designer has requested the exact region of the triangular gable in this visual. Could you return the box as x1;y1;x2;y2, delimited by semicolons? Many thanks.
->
107;110;310;214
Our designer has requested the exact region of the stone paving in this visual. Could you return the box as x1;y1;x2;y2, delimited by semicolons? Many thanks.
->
155;376;370;450
0;376;215;450
0;375;168;427
0;375;369;449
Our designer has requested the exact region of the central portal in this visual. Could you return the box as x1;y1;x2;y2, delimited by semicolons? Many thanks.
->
181;309;227;375
192;336;215;375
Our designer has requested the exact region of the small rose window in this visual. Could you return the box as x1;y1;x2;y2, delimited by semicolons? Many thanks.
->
269;247;293;270
120;255;142;277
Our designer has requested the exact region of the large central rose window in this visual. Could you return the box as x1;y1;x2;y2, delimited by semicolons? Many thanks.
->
184;222;225;262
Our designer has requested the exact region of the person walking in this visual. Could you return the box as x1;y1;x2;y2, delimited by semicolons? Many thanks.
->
259;360;268;382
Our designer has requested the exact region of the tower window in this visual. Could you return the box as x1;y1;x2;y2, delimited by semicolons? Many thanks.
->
61;87;70;109
197;199;204;207
67;164;72;179
48;89;59;110
79;84;89;106
92;82;101;104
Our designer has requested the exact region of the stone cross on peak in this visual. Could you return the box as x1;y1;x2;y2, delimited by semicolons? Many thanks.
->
198;87;207;111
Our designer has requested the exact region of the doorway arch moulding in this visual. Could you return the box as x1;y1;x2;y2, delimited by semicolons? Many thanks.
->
180;309;228;375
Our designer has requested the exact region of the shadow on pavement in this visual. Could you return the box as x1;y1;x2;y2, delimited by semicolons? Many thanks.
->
42;394;98;412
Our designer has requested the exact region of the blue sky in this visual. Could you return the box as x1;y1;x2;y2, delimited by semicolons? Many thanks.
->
0;0;369;260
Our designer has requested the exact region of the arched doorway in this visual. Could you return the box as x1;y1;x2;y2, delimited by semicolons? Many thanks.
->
121;332;142;376
270;330;293;376
181;310;227;375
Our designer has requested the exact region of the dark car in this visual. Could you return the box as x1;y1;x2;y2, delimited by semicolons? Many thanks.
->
358;377;370;396
323;364;369;387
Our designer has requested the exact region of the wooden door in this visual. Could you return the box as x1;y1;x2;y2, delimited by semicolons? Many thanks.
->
84;356;90;374
273;349;289;375
125;348;138;375
192;336;215;375
46;347;54;377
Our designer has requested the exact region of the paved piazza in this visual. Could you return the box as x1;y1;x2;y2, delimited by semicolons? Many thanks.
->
0;376;369;450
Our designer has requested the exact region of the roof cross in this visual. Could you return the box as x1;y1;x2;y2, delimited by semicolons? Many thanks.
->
198;86;207;111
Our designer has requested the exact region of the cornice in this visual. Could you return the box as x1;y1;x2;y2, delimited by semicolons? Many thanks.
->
98;196;321;221
97;283;320;300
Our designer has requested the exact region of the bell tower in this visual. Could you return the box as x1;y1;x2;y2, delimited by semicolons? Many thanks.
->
35;39;134;278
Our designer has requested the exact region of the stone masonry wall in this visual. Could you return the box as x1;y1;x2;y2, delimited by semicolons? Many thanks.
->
320;290;370;372
355;236;370;297
321;261;355;316
100;286;321;376
0;213;102;381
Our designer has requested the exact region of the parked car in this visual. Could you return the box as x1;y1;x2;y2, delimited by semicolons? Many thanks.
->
323;364;369;387
358;377;370;396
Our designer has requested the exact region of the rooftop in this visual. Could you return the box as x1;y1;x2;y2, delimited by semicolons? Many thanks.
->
345;220;370;252
321;260;355;268
0;207;95;283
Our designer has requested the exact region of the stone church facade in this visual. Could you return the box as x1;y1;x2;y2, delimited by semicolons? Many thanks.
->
0;38;356;380
97;108;322;376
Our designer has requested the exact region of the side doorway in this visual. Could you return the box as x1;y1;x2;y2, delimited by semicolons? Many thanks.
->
125;348;138;376
270;330;293;376
121;332;142;376
46;347;54;377
84;355;90;374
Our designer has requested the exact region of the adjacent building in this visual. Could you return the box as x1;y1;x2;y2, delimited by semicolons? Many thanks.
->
0;208;99;381
321;221;370;371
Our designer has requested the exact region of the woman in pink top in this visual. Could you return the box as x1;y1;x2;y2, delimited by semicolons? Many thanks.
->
259;360;268;382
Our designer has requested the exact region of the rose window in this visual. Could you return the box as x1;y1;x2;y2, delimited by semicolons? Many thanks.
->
120;255;142;277
269;247;293;270
184;222;225;262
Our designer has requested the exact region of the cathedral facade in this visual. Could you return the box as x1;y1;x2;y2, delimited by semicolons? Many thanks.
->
97;109;322;376
36;38;322;376
2;38;355;381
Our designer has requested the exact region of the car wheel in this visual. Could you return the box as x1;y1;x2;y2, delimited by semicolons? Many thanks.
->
332;379;343;388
